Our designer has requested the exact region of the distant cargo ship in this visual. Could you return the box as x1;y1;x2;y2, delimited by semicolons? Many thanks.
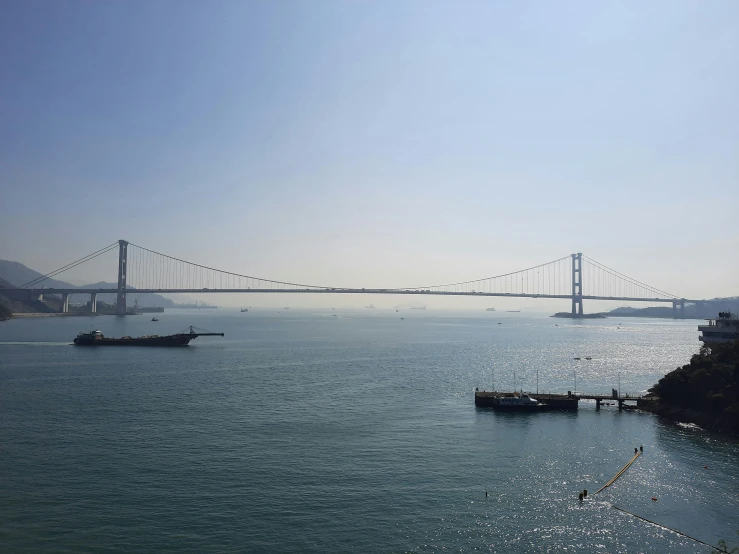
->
411;306;426;310
485;308;496;312
73;326;224;347
173;302;218;309
241;308;248;312
365;304;376;308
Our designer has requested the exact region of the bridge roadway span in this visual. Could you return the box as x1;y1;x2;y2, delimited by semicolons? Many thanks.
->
14;287;701;304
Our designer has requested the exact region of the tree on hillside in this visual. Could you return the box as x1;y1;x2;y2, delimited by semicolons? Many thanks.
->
649;341;739;433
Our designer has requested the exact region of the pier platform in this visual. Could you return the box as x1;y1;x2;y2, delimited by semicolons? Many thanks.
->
474;390;644;411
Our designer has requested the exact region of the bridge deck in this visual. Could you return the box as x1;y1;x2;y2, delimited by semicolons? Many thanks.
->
5;287;702;304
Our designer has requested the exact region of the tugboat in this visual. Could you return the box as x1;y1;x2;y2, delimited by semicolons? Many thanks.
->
241;308;248;312
151;317;158;322
73;326;224;347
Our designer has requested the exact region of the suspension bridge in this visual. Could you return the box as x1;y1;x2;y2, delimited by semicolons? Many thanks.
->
6;240;707;316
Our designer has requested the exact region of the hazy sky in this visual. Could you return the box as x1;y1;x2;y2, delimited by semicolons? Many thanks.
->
1;1;737;310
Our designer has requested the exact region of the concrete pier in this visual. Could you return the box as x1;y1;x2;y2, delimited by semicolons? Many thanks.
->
475;390;642;411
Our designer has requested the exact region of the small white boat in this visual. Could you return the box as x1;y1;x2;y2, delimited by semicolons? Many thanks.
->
492;393;546;411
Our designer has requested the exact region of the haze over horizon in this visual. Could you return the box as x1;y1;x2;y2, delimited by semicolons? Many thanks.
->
2;1;737;311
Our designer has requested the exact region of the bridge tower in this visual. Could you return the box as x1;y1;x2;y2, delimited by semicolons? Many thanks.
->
116;240;128;316
571;252;583;316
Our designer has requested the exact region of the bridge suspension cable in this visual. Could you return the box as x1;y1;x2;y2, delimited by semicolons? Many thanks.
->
19;242;119;289
126;243;338;291
581;255;679;300
390;256;573;296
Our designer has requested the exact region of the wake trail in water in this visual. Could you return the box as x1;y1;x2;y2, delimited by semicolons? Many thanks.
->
0;342;72;347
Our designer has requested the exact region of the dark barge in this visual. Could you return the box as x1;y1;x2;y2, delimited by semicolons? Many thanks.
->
73;326;224;346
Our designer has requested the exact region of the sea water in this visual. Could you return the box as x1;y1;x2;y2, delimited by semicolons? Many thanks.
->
1;311;737;553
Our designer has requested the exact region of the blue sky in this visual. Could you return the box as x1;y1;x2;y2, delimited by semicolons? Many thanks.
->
1;0;737;309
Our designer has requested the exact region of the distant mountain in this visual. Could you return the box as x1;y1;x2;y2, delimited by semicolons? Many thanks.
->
0;260;77;290
0;260;178;309
607;298;739;319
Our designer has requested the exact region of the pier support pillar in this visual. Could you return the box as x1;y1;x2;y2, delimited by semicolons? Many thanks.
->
695;301;705;318
618;400;624;410
116;240;128;316
60;293;69;313
596;399;601;410
90;293;97;314
571;253;583;317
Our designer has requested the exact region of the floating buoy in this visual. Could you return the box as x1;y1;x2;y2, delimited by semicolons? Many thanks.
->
704;465;708;469
579;492;584;501
651;497;658;502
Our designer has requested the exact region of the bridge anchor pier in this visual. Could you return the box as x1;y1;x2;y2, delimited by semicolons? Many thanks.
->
60;293;69;314
90;293;97;314
672;300;685;319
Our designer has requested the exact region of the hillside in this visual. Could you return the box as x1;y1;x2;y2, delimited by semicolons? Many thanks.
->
0;301;11;320
0;260;77;289
0;277;58;314
642;341;739;435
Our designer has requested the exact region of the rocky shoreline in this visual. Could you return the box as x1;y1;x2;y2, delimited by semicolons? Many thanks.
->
637;398;738;436
641;339;739;437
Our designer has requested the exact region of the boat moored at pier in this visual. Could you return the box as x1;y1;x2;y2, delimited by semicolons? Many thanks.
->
474;390;550;411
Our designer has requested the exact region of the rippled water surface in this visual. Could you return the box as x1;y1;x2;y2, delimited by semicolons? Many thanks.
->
1;311;738;553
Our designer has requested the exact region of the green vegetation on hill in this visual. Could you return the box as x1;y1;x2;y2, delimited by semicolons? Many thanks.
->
647;341;739;435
